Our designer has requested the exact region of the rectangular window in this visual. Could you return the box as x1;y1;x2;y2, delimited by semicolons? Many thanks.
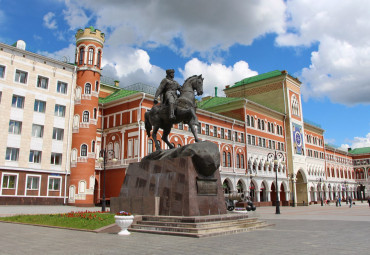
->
0;65;5;78
234;132;238;142
37;76;48;89
205;124;209;135
52;128;64;141
34;100;46;113
221;128;224;139
268;140;272;149
12;95;25;108
252;136;256;146
197;123;201;134
32;124;44;138
262;138;266;148
272;141;275;149
27;176;40;190
228;130;231;140
51;153;62;165
8;120;22;134
49;178;60;191
29;150;42;163
5;147;19;161
247;135;251;145
258;137;262;147
178;122;183;130
57;81;68;94
54;104;66;117
213;126;217;137
241;133;244;143
2;175;16;189
15;69;28;84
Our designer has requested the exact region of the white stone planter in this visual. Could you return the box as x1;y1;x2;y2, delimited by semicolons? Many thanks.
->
114;215;134;235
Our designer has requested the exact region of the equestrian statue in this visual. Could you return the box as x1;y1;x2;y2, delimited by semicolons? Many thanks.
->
145;69;204;151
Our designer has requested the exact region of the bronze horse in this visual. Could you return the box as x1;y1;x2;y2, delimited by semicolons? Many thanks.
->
145;75;204;151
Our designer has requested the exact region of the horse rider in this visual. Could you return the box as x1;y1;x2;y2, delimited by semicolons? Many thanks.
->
154;69;182;120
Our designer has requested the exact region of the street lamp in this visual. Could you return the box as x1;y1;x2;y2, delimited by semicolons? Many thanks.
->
98;148;118;212
265;151;285;215
316;178;324;206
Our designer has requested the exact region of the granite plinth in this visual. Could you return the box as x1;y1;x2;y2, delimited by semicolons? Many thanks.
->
111;156;227;216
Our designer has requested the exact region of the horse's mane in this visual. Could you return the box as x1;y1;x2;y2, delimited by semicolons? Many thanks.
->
183;75;198;85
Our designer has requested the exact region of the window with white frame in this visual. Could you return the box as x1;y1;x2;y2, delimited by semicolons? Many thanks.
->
29;150;42;163
32;124;44;138
0;65;5;78
84;83;91;94
26;176;40;190
205;124;209;135
81;144;87;156
15;69;27;84
79;47;84;65
2;174;16;189
37;75;48;89
114;142;120;159
88;48;94;65
5;147;19;161
12;95;24;108
54;104;66;117
241;133;244;143
97;50;101;68
52;128;64;140
83;111;89;122
127;139;133;158
78;180;86;193
8;120;22;134
134;139;138;157
57;81;68;94
34;100;46;113
48;177;60;191
51;153;62;165
221;128;224;139
213;126;217;137
241;155;245;168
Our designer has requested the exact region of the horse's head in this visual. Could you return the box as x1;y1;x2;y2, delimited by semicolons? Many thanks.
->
192;74;204;96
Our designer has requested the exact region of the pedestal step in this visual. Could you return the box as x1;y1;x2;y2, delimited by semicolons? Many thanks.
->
129;214;272;238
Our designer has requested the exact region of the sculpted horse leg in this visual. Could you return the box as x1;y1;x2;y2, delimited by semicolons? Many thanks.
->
152;125;161;150
162;126;174;149
189;123;200;143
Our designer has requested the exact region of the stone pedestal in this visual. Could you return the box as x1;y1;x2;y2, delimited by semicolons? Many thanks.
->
111;156;226;216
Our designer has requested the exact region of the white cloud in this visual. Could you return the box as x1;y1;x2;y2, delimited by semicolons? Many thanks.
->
341;133;370;149
43;12;57;29
277;0;370;105
180;58;258;97
62;0;90;30
37;43;75;63
63;0;286;57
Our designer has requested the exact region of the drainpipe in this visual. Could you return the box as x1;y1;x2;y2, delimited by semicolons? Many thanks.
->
64;65;77;204
138;93;146;161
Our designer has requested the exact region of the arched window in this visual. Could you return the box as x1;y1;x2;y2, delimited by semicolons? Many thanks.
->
227;152;231;167
251;116;255;127
88;48;94;65
241;155;244;169
95;81;99;92
79;47;84;65
246;115;250;126
222;151;226;167
97;50;101;68
83;111;89;122
81;144;87;156
85;83;91;94
93;108;97;119
236;154;240;168
148;139;153;154
261;120;265;130
91;141;95;153
257;119;261;129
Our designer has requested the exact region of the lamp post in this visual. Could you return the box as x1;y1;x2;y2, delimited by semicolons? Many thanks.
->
316;178;324;206
98;148;117;212
266;151;285;215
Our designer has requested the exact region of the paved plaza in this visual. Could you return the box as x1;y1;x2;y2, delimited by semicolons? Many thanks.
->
0;203;369;255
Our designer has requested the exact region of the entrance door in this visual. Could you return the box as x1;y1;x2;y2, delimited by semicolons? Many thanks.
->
296;171;308;205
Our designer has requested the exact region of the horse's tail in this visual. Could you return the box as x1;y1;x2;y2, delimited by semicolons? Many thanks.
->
144;111;152;137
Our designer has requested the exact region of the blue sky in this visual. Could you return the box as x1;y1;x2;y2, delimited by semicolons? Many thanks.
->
1;0;370;149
